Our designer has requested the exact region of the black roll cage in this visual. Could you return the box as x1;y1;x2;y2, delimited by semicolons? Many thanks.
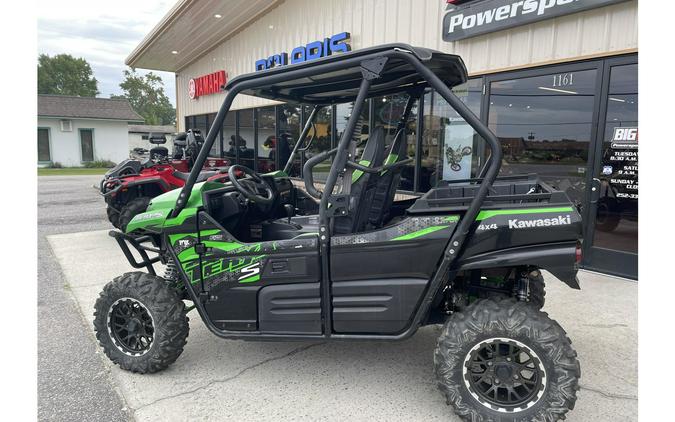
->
169;46;504;341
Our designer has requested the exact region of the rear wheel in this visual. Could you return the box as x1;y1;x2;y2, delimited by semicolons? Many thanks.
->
118;196;151;232
434;297;579;422
93;272;189;373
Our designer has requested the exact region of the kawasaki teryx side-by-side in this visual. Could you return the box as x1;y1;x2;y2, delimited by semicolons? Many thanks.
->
94;45;582;421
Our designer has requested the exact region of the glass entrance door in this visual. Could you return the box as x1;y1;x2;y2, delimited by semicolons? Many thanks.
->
585;57;638;279
485;63;602;220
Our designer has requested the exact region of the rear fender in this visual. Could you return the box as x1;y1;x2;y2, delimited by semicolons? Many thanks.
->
457;241;581;289
121;177;172;194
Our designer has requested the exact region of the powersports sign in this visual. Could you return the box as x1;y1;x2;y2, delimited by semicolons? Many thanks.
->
442;0;630;42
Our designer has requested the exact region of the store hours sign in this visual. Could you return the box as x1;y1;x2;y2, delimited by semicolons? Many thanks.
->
605;127;638;200
442;0;631;42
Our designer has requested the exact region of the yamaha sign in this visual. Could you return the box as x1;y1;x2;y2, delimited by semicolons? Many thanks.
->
442;0;630;42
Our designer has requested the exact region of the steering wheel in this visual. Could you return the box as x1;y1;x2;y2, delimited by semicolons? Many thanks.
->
228;165;275;205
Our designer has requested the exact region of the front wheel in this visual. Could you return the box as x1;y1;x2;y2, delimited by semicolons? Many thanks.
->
434;298;580;422
93;272;189;373
106;205;121;229
118;196;151;232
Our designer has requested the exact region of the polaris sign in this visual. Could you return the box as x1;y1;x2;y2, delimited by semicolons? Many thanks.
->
255;32;351;71
442;0;629;42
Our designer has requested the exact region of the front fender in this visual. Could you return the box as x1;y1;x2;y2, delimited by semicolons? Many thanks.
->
457;241;581;289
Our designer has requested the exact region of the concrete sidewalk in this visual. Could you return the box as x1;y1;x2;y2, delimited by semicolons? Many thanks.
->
47;229;637;421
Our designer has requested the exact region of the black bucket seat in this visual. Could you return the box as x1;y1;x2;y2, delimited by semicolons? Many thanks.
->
366;127;409;229
264;126;387;240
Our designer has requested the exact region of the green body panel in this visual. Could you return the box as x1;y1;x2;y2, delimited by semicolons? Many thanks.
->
262;170;288;178
125;181;222;233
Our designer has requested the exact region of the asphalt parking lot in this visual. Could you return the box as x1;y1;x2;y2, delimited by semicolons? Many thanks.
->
39;175;638;421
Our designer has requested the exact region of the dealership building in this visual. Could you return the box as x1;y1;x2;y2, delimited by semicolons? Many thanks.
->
128;0;638;278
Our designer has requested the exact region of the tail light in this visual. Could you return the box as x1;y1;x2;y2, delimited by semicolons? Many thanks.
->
575;241;583;264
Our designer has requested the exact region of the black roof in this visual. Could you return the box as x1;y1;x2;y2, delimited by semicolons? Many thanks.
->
227;44;468;104
38;95;144;122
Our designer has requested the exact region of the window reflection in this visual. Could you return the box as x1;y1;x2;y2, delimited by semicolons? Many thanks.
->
592;63;638;254
304;106;332;183
236;110;255;169
221;111;236;162
278;105;301;176
257;107;276;172
488;69;597;207
371;94;418;191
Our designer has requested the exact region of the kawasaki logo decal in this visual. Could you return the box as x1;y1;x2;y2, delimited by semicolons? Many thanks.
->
475;207;574;221
508;215;571;229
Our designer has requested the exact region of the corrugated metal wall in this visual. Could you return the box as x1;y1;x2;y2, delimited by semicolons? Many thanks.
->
176;0;637;130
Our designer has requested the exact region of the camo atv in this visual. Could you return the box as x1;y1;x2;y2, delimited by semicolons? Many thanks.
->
94;44;582;422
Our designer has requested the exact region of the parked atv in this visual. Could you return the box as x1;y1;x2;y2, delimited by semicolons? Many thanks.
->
94;45;582;422
100;130;229;230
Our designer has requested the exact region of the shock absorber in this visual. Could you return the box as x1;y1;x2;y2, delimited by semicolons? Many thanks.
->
513;268;530;302
163;257;181;287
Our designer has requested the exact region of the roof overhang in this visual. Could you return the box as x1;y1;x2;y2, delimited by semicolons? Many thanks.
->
126;0;284;72
38;115;144;123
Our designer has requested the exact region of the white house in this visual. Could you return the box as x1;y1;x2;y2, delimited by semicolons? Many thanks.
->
38;95;144;167
128;124;176;152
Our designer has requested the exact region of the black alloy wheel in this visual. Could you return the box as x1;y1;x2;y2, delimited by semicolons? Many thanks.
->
107;298;155;356
464;337;546;412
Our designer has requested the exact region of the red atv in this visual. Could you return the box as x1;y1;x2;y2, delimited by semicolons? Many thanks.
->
101;130;230;230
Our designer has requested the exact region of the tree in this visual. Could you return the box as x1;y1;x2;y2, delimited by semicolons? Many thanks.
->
112;69;175;125
38;54;99;96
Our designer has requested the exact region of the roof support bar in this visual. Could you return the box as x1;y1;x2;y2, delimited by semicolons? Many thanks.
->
282;105;321;174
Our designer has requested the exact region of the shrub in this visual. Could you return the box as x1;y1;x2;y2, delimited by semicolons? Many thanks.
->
49;162;63;168
83;159;116;168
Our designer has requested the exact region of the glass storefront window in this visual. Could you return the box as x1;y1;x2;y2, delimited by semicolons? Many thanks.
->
221;112;236;161
278;105;302;176
420;79;484;191
305;106;333;183
335;100;370;144
371;94;418;191
203;113;218;156
592;63;638;254
193;114;208;135
236;110;255;169
257;107;276;172
488;69;597;207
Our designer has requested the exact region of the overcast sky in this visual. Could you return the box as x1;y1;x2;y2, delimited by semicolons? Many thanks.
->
37;0;177;105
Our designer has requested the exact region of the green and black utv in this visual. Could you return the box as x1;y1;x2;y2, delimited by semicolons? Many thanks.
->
94;44;582;421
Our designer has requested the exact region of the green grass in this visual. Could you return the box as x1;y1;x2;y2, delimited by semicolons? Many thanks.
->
38;167;110;176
